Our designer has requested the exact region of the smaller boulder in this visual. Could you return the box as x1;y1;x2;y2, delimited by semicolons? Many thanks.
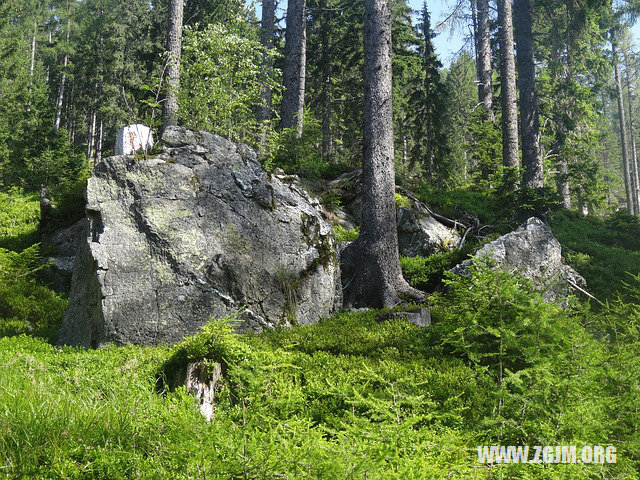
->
327;170;459;257
451;217;585;302
377;308;431;327
396;206;460;257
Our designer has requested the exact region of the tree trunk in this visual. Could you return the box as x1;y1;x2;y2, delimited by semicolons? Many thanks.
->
514;0;542;188
163;0;184;129
558;155;571;208
54;18;71;131
612;38;634;214
624;53;640;214
96;119;104;163
344;0;425;308
87;111;96;160
477;0;493;121
320;0;332;158
27;21;37;112
46;30;52;83
281;0;307;137
471;0;480;85
30;21;37;78
258;0;276;141
498;0;519;171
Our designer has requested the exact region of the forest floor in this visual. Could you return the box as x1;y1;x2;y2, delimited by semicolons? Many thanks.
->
1;189;640;479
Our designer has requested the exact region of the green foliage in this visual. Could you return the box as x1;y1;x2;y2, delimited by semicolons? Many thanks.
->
2;263;640;477
0;244;66;337
180;20;281;147
405;4;449;184
400;246;472;292
414;185;501;227
0;189;66;339
469;111;504;187
394;192;411;209
431;259;566;374
161;315;253;377
552;209;640;301
428;261;618;453
333;225;360;242
264;117;329;178
494;182;564;223
0;189;40;251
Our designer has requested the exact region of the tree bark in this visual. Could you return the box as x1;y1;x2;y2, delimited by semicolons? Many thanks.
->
558;155;571;208
320;0;332;158
163;0;184;129
477;0;494;121
624;53;640;214
54;18;71;131
87;110;96;160
27;21;37;112
281;0;307;137
30;21;37;79
258;0;276;139
344;0;425;308
612;38;635;214
514;0;543;188
498;0;519;171
96;119;103;164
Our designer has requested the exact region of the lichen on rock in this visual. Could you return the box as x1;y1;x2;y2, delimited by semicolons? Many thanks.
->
58;127;342;347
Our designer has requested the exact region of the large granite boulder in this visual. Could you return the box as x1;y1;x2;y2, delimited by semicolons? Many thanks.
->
58;127;341;347
327;170;460;256
451;217;585;302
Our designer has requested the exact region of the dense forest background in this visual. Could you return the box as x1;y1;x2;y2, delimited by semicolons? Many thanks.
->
3;0;640;214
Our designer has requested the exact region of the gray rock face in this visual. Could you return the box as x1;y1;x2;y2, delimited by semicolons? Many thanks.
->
327;170;459;257
396;205;460;257
58;127;341;347
451;217;585;302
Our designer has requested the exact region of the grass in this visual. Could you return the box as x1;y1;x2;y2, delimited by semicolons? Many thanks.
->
0;189;40;251
551;210;640;302
2;306;636;479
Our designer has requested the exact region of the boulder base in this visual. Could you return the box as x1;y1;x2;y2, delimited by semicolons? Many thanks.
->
59;127;341;347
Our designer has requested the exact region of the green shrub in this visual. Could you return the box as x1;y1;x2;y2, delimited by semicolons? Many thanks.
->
0;244;67;336
179;20;281;147
395;193;411;209
400;246;473;292
0;188;40;251
551;209;640;302
333;225;360;242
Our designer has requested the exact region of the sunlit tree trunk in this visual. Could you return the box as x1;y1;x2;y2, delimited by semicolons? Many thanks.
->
258;0;276;144
498;0;519;173
624;53;640;213
344;0;425;308
320;0;332;158
514;0;543;188
163;0;184;129
54;18;71;130
477;0;493;121
612;37;635;214
281;0;307;137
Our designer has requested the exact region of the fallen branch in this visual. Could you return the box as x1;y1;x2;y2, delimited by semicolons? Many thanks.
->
567;280;605;306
